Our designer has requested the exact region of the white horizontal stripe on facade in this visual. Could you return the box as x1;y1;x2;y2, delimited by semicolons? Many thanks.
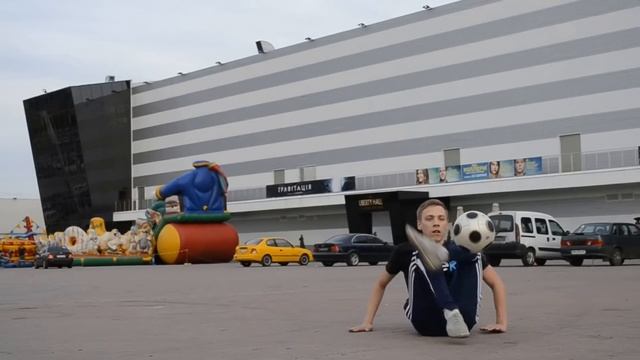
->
132;48;640;157
314;153;444;181
132;7;639;132
132;0;572;106
581;128;640;153
460;139;561;164
132;87;640;178
427;168;640;198
226;152;445;190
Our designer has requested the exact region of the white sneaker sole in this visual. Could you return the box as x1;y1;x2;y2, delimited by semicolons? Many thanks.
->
445;309;470;338
405;225;449;271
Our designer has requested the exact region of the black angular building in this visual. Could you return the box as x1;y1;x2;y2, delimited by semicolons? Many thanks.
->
23;81;131;232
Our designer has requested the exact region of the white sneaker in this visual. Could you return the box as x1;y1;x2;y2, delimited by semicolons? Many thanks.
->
444;308;470;338
405;225;449;271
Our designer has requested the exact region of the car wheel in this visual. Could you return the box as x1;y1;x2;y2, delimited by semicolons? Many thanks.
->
261;255;272;267
298;254;309;266
240;261;251;267
368;261;379;266
321;261;334;267
487;256;501;267
568;258;584;266
534;259;547;266
609;248;624;266
521;248;536;266
346;252;360;266
280;262;289;266
67;264;73;269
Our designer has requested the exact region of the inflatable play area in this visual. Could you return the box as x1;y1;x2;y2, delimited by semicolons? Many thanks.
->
56;216;155;266
1;216;41;268
2;160;238;268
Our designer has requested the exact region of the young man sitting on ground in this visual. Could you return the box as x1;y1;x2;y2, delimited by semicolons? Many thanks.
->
349;199;507;337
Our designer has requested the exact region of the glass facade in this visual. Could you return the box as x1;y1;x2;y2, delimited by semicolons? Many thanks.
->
23;81;131;232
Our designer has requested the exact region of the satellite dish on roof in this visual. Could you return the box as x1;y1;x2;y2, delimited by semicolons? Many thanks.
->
255;40;275;54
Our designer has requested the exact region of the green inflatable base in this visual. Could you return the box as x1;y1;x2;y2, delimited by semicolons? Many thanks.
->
73;256;152;267
153;212;232;239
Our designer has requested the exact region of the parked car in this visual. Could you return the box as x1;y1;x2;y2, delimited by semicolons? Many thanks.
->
233;237;313;267
34;246;73;269
484;211;569;266
313;233;394;267
560;222;640;266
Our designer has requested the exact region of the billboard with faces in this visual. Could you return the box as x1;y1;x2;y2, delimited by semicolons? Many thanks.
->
427;166;461;183
420;156;542;184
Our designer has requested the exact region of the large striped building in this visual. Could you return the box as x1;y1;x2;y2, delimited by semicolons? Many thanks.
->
117;0;640;244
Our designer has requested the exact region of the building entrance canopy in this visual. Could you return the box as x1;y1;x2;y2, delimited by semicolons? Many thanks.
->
344;191;435;245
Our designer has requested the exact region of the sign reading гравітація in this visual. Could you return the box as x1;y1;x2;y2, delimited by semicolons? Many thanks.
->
266;179;333;198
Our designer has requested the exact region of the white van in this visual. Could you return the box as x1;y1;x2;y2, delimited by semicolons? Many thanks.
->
484;211;568;266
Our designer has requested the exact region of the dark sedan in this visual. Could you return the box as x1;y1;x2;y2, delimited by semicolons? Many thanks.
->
313;233;394;266
560;222;640;266
34;246;74;269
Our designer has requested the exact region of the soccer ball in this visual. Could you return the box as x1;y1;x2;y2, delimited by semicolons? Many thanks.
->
452;211;495;253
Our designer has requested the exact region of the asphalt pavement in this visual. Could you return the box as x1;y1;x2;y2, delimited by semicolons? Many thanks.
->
1;259;639;360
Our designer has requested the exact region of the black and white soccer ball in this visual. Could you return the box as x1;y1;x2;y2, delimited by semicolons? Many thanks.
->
452;211;495;253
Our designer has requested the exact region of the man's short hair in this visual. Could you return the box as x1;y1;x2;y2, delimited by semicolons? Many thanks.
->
416;199;448;219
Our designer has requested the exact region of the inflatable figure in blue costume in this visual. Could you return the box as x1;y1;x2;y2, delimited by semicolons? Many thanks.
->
151;160;236;265
155;160;228;214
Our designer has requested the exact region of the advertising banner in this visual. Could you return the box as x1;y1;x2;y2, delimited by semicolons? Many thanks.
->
461;162;489;181
446;165;461;183
266;179;333;198
415;169;429;185
413;156;542;186
487;159;514;178
427;166;461;183
427;167;442;184
526;157;543;175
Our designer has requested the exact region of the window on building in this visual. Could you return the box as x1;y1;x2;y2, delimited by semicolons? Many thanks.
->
560;134;581;172
299;166;316;181
443;148;460;167
137;187;145;210
274;169;285;184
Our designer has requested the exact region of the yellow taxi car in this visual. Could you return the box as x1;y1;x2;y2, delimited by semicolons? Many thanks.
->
233;237;313;267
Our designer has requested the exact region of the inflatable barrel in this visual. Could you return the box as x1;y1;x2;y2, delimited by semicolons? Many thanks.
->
155;214;238;264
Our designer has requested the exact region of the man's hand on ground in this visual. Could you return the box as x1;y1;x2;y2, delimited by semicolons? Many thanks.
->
480;323;507;333
348;323;373;333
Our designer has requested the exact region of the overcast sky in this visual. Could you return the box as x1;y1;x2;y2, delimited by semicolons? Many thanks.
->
0;0;457;199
